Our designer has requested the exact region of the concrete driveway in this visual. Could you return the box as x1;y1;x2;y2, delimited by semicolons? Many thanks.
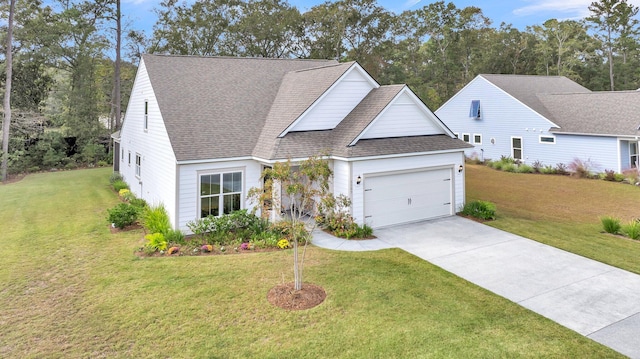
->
312;216;640;358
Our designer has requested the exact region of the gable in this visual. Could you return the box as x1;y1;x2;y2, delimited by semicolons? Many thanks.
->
357;90;447;142
283;63;378;134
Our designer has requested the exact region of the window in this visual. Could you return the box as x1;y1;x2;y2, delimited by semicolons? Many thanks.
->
473;134;482;145
144;100;148;131
135;153;141;177
512;137;523;160
631;142;638;168
539;135;556;144
128;151;131;166
462;133;470;143
200;171;242;218
469;100;481;119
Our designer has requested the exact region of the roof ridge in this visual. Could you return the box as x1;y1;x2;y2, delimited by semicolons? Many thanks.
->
291;61;353;73
142;53;337;63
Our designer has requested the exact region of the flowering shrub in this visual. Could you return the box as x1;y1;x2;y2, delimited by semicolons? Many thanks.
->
167;246;180;255
277;239;290;249
119;188;130;197
201;244;213;252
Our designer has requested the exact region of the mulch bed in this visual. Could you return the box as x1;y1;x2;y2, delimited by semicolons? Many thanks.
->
109;223;144;234
267;282;326;310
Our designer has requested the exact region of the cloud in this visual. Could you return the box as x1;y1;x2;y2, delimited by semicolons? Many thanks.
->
513;0;640;18
403;0;422;7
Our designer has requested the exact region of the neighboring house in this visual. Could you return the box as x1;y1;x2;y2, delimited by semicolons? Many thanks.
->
114;54;471;232
435;74;640;173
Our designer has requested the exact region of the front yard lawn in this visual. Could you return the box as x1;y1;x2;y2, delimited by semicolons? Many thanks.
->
0;168;622;358
466;164;640;274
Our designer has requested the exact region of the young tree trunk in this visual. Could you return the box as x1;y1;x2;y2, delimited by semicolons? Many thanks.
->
1;0;16;182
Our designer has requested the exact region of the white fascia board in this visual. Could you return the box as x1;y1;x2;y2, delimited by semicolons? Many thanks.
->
278;62;380;138
176;156;254;165
480;75;561;129
332;148;467;162
549;131;624;138
435;74;483;113
349;86;455;146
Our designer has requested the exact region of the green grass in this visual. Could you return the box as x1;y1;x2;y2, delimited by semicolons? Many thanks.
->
467;164;640;274
0;168;622;358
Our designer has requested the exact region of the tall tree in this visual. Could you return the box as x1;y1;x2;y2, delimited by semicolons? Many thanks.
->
151;0;241;56
1;0;16;182
587;0;640;90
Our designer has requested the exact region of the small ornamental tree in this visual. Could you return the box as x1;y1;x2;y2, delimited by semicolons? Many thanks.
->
248;155;332;291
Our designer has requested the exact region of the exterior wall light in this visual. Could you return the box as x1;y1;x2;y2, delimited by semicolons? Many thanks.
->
356;175;362;185
458;165;464;173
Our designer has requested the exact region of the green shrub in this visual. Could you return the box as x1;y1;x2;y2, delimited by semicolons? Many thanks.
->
517;164;534;173
603;169;617;182
129;197;147;209
144;233;167;251
110;172;124;184
142;205;171;235
460;200;497;220
186;210;270;244
532;160;544;173
112;179;128;192
502;163;517;172
107;203;139;229
621;220;640;240
165;229;186;245
540;165;556;175
601;216;621;234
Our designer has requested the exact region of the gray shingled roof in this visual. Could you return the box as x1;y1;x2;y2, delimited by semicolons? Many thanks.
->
252;62;355;159
142;54;467;162
142;54;337;161
481;74;591;121
538;91;640;136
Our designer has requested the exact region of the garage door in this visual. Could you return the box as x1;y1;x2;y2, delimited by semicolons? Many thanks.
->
363;168;453;228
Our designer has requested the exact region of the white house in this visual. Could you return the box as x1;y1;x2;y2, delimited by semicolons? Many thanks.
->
115;54;471;232
435;74;640;173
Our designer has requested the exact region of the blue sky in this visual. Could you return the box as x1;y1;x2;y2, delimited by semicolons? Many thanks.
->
121;0;640;35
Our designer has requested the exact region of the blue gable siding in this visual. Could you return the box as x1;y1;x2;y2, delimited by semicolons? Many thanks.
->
436;75;623;172
435;76;557;163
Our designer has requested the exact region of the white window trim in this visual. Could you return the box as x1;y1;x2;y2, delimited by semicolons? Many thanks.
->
511;136;523;160
197;168;245;218
539;135;556;144
630;142;639;168
473;134;482;145
135;153;141;178
462;133;471;143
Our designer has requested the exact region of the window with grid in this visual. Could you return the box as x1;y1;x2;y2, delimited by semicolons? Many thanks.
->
200;172;242;218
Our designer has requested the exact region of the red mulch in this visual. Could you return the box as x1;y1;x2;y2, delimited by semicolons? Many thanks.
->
267;283;326;310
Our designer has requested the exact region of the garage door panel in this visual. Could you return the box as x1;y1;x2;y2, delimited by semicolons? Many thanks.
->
364;168;453;228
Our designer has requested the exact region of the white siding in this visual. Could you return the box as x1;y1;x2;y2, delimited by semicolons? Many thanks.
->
350;152;465;226
331;159;351;201
177;159;262;233
119;59;178;227
288;67;375;132
360;92;443;139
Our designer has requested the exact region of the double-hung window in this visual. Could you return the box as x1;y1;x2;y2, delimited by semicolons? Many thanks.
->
512;137;523;160
135;153;141;177
473;134;482;145
462;133;471;143
200;171;242;218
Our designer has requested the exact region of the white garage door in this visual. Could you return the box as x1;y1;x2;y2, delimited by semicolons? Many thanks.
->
363;168;453;228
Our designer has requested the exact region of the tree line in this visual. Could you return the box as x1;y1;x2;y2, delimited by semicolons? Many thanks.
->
1;0;639;179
